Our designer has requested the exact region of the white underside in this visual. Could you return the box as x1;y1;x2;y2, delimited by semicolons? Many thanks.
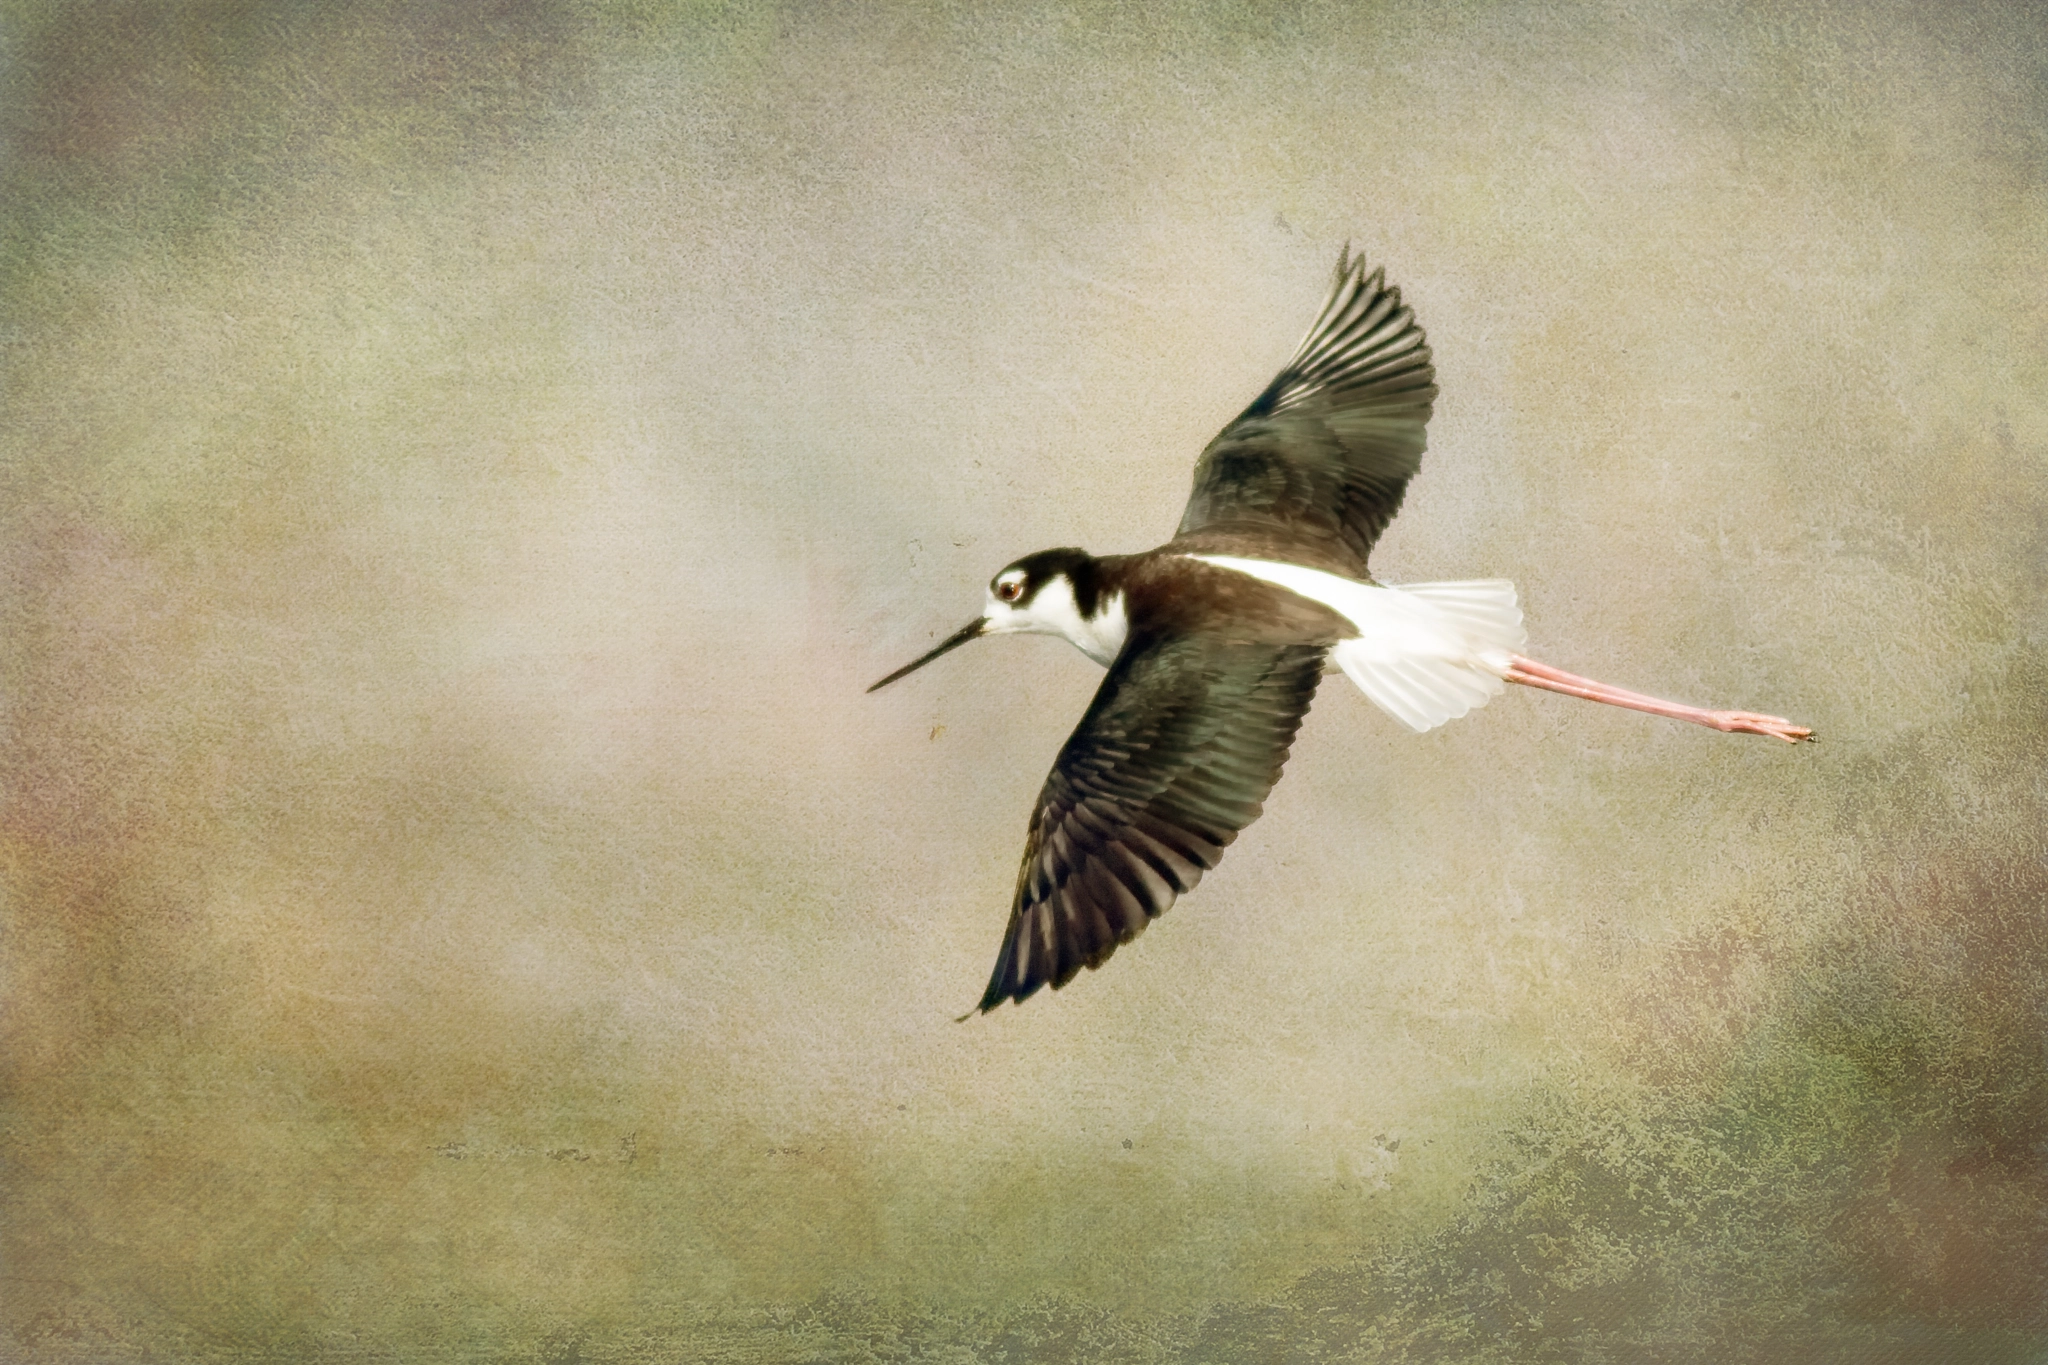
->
1189;555;1527;733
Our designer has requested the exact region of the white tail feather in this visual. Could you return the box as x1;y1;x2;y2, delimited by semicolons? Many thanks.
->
1332;580;1525;732
1186;556;1527;734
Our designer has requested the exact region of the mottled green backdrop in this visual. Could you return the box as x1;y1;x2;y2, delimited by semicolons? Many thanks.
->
3;2;2043;1360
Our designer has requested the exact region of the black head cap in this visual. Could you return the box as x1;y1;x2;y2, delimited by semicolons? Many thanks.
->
993;547;1101;615
869;547;1103;693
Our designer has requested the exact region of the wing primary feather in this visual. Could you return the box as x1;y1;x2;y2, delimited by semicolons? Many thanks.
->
1288;282;1397;381
1283;249;1368;369
1103;842;1176;913
1089;864;1151;938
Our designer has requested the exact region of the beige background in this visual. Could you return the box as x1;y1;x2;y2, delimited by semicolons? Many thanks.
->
3;1;2043;1360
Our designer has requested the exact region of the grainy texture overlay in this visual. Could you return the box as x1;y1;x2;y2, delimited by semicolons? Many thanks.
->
3;2;2044;1360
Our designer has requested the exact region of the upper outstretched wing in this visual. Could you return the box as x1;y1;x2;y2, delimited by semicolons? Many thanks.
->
972;631;1327;1013
1175;248;1437;579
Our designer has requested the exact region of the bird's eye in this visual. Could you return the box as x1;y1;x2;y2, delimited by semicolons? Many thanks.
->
996;580;1023;603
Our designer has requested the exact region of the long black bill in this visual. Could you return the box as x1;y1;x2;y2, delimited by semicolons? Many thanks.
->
867;618;989;693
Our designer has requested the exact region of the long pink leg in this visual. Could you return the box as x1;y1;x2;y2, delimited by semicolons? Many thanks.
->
1504;655;1814;743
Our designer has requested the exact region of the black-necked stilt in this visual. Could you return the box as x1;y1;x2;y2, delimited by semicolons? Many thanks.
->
871;247;1814;1014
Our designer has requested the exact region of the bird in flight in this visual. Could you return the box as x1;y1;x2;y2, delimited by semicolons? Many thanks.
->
870;247;1814;1014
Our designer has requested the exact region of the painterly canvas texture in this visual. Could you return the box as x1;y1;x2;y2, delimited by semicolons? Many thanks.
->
4;2;2044;1360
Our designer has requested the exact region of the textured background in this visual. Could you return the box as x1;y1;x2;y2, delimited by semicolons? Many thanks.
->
3;2;2044;1360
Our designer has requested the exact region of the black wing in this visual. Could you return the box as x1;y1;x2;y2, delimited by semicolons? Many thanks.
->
1175;247;1437;579
973;631;1328;1013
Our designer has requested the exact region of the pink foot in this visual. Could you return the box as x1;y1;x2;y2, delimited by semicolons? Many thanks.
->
1504;656;1815;743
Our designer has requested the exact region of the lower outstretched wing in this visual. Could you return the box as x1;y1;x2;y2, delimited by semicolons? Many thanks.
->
973;631;1328;1012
